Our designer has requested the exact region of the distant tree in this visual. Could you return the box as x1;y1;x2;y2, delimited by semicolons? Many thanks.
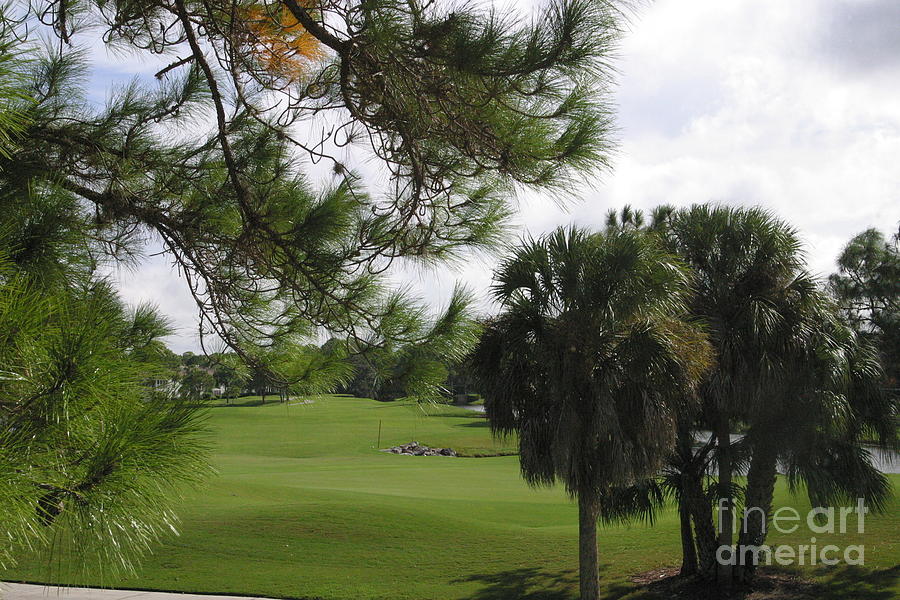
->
446;353;480;401
829;226;900;384
181;352;207;368
179;367;217;401
337;351;379;399
248;367;273;403
334;286;478;401
473;227;710;600
213;354;251;400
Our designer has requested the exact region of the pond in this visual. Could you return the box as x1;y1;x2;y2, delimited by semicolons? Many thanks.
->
458;413;899;474
693;430;899;474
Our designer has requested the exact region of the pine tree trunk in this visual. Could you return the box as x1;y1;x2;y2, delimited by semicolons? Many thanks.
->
736;440;778;582
578;493;600;600
716;419;733;585
679;498;698;576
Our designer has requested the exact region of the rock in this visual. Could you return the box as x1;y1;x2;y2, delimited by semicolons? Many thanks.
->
383;441;456;456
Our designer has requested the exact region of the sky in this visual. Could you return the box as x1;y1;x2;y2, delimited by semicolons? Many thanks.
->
96;0;900;353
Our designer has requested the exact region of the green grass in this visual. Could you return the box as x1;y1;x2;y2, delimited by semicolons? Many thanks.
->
3;395;898;599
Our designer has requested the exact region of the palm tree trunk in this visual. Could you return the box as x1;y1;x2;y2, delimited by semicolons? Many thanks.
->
679;498;698;576
578;493;600;600
736;440;778;582
683;471;717;579
716;419;733;585
674;423;698;577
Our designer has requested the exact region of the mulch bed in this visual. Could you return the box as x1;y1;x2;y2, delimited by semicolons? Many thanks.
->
628;567;821;599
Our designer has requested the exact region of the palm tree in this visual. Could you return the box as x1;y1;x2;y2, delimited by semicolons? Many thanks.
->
603;203;896;585
736;309;896;581
585;418;716;578
603;204;675;235
472;226;711;600
655;205;817;583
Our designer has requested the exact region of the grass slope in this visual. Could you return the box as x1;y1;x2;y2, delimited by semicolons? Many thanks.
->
3;395;898;599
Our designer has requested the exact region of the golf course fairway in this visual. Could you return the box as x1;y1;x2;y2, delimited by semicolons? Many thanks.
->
3;395;897;599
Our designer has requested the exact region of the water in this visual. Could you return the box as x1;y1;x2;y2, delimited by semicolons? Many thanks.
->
694;430;899;474
457;419;899;474
867;447;899;474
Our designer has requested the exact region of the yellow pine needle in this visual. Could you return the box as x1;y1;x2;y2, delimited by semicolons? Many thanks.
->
244;3;326;80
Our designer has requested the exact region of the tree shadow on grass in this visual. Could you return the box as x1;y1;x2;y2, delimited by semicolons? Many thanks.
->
456;564;899;600
456;419;491;428
208;398;268;408
809;564;900;600
423;410;487;419
453;567;580;600
600;565;900;600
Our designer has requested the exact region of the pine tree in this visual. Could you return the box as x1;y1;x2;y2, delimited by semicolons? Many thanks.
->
6;0;623;375
829;226;900;385
0;200;209;574
1;0;625;572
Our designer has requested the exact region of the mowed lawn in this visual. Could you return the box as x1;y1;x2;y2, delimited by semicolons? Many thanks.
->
3;395;898;599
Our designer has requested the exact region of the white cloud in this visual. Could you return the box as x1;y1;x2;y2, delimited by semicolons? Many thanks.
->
100;244;209;354
566;0;900;278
